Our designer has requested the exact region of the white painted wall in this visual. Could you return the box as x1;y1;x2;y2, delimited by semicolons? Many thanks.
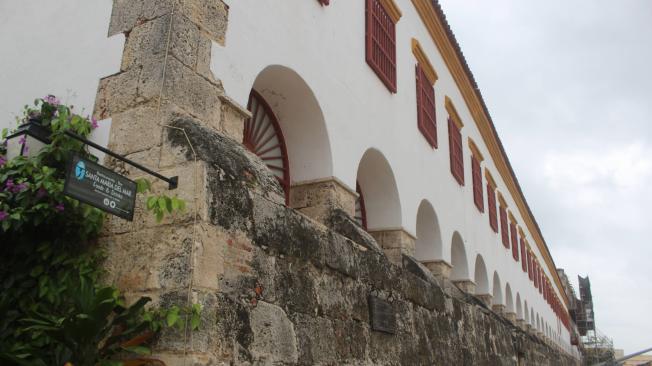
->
0;0;578;355
212;0;576;352
0;0;123;157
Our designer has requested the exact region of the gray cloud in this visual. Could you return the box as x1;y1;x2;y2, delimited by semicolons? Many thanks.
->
439;0;652;354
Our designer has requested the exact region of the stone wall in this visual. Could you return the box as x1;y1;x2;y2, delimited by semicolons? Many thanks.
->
96;1;579;364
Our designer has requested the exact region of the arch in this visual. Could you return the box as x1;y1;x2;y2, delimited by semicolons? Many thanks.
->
245;90;291;200
450;232;469;280
414;200;443;261
356;148;402;230
473;255;489;294
531;309;535;326
516;293;523;320
251;65;333;184
536;314;540;331
505;283;514;313
492;271;503;305
524;300;529;323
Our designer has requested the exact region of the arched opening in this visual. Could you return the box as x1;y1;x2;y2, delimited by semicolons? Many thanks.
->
516;293;523;320
524;300;529;324
492;271;503;305
450;232;469;281
355;148;401;230
248;65;333;200
505;283;514;313
245;90;291;201
536;314;540;331
415;200;443;261
531;309;535;327
354;182;367;229
473;255;489;294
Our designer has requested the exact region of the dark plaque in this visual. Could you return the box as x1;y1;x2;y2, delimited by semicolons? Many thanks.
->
368;296;396;334
64;154;137;221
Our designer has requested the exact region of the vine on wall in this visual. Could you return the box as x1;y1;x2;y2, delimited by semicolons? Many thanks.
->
0;97;197;366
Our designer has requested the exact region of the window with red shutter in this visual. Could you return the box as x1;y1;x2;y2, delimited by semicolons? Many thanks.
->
534;261;539;288
415;64;437;147
487;184;498;232
527;250;533;280
472;155;483;212
520;238;527;272
448;118;464;185
500;206;509;248
366;0;397;92
538;268;543;294
510;222;519;261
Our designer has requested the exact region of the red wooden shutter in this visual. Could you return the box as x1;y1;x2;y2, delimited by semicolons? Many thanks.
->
520;238;527;272
448;119;464;185
510;222;519;261
318;0;330;5
366;0;397;92
538;268;543;294
500;206;509;248
487;184;498;232
534;261;538;288
527;251;533;279
416;64;437;148
472;156;483;212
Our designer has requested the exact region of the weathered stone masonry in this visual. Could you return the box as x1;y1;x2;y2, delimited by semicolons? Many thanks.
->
96;1;578;364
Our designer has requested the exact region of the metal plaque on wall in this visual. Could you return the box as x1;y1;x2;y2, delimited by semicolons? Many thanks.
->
63;154;137;221
369;296;396;334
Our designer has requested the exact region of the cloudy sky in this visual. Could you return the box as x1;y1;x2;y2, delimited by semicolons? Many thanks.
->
438;0;652;355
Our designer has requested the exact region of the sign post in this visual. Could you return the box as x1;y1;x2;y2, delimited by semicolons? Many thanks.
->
64;154;137;221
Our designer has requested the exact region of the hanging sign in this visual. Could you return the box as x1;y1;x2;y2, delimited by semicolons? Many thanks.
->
63;154;137;220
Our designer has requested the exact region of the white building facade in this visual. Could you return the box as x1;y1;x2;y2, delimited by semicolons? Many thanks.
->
0;0;580;358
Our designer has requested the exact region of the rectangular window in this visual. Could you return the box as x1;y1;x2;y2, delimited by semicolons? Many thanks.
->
500;205;509;248
527;250;533;280
520;238;527;272
415;64;437;147
539;269;543;294
487;184;498;232
472;155;483;212
534;261;539;288
510;222;519;261
366;0;397;92
449;118;464;185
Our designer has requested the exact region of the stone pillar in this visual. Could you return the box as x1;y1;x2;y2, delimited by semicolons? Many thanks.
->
476;293;493;307
492;304;506;316
289;178;356;225
516;319;525;330
95;1;242;364
422;260;452;280
453;280;476;294
369;229;416;264
505;312;517;323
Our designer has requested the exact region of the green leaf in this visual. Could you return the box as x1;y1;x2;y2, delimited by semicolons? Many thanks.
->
157;197;166;212
146;196;157;210
155;210;164;223
122;345;151;355
136;179;151;194
166;306;180;327
30;266;44;278
171;197;180;211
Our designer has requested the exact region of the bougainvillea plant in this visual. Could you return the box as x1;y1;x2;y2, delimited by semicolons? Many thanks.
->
0;97;198;366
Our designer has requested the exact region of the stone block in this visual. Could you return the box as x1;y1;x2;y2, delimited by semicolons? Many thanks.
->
422;260;453;279
492;304;506;316
505;311;517;323
218;94;249;142
94;68;140;120
105;101;163;155
453;279;476;294
249;301;298;364
290;178;357;225
120;13;171;71
369;228;416;264
476;293;493;307
175;0;228;44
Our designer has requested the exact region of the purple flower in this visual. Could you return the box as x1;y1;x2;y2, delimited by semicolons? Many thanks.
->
44;95;60;106
4;179;14;191
13;182;28;193
91;116;99;129
0;211;7;221
54;203;65;212
36;187;48;199
0;156;5;166
22;144;29;155
18;136;26;145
